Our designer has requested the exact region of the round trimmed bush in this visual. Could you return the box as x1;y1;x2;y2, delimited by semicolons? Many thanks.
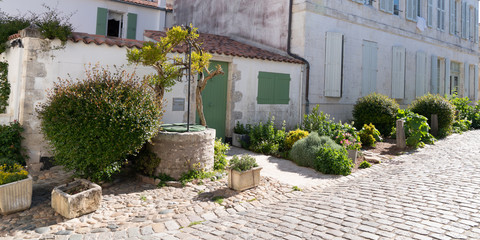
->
37;67;163;182
409;94;455;137
314;147;352;176
352;93;399;136
289;132;342;168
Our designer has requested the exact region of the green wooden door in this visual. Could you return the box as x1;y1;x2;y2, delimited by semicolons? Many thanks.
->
197;61;228;139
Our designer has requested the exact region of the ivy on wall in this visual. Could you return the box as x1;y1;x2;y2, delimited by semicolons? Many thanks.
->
0;62;9;113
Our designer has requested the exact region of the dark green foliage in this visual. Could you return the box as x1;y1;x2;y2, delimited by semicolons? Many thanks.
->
301;105;337;136
248;117;286;156
156;173;175;187
214;138;230;170
332;123;361;150
358;123;381;147
0;62;10;113
410;94;455;138
229;155;258;172
0;5;73;54
233;122;251;134
352;93;399;136
314;147;352;176
397;109;435;148
0;121;27;165
452;119;471;133
289;132;342;168
448;93;480;130
37;67;163;182
131;146;161;177
358;161;371;169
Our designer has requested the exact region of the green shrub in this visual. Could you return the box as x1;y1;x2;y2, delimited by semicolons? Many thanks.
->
397;109;435;148
0;121;27;165
284;129;309;150
249;116;286;156
448;93;480;130
229;155;258;172
314;147;352;176
233;122;251;134
452;119;471;133
358;123;381;147
289;132;342;168
0;162;28;185
410;94;455;138
0;62;10;113
358;161;371;169
37;66;163;182
352;93;399;136
332;123;361;150
131;147;161;177
214;138;230;170
301;105;337;137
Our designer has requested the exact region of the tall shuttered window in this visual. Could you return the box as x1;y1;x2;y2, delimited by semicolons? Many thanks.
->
406;0;418;21
461;2;468;39
96;8;108;36
380;0;394;14
324;32;344;97
437;0;445;30
257;72;290;104
427;0;433;27
469;6;475;41
362;41;378;97
449;0;456;34
127;13;137;40
415;51;428;98
95;7;137;39
391;46;405;99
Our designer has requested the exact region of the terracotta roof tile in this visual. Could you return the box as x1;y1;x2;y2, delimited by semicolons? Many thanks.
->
69;32;144;49
8;33;20;41
117;0;158;8
144;30;303;64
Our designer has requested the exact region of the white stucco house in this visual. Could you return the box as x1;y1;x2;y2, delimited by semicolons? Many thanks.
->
0;0;172;40
174;0;480;121
0;26;303;168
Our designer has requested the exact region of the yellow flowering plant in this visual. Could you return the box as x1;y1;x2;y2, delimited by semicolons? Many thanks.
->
0;162;28;185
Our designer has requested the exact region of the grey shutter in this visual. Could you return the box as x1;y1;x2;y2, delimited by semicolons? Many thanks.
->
464;62;469;98
380;0;386;11
475;8;479;43
392;46;405;99
427;0;433;27
407;0;415;20
462;2;467;38
445;58;451;95
416;51;427;98
387;0;394;13
431;55;439;94
362;41;378;96
324;32;343;97
450;0;456;34
474;65;479;101
466;5;471;40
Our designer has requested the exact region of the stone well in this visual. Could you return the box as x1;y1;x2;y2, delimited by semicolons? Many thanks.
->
149;128;215;179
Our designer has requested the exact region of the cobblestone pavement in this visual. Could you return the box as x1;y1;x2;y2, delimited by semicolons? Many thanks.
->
3;131;480;239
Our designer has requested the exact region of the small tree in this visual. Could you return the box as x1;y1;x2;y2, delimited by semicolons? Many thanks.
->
127;25;223;126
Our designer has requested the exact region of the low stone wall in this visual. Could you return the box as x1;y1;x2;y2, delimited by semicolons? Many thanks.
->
149;128;215;179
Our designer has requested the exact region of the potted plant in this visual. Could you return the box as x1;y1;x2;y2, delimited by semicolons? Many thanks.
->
0;160;32;215
232;122;250;148
227;154;262;191
336;132;362;164
51;179;102;219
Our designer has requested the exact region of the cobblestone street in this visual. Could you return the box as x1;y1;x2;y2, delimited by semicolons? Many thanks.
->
3;131;480;240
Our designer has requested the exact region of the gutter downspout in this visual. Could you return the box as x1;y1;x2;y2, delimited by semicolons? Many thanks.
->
287;0;310;114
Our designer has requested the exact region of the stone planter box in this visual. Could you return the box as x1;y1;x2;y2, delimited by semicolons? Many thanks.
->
0;175;32;215
227;167;262;191
51;179;102;219
347;149;358;164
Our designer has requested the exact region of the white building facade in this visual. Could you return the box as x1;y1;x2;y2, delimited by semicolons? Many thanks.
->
174;0;480;121
0;0;170;40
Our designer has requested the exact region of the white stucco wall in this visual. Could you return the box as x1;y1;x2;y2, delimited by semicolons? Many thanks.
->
291;0;480;121
0;0;167;40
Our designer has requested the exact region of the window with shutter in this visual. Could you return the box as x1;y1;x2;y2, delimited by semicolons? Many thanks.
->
257;72;290;104
415;51;428;98
324;32;344;97
127;13;137;40
449;0;456;34
464;62;469;98
362;41;378;97
427;0;433;27
380;0;394;13
437;0;446;30
406;0;417;20
461;2;467;39
474;65;479;101
96;8;108;36
469;6;474;41
431;55;439;94
445;58;451;95
391;46;405;99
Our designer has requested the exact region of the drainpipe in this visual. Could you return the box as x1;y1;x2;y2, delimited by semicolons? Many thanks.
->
287;0;310;114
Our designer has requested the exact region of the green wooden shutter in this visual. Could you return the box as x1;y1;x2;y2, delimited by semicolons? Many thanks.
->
324;32;343;97
257;72;274;104
275;74;291;104
127;13;137;39
431;55;439;94
415;51;427;98
96;7;108;35
391;46;405;99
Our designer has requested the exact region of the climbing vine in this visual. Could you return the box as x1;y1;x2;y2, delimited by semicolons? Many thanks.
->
0;62;9;113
